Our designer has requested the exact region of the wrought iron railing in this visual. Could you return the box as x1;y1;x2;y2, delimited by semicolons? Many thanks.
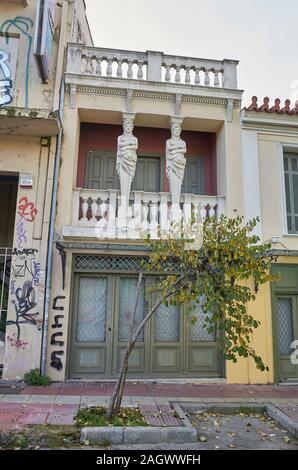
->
0;247;12;335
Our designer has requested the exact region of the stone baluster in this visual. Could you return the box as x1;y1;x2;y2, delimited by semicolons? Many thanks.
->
175;66;181;83
208;204;215;217
200;203;206;221
204;69;210;86
165;65;171;82
127;61;133;79
133;191;143;232
142;202;149;231
116;60;123;78
86;56;93;74
91;198;98;222
183;194;192;221
159;193;169;235
81;197;89;221
214;70;220;87
106;59;113;77
137;62;144;79
185;67;191;84
107;190;117;238
149;202;159;239
96;57;102;75
194;68;201;86
72;188;81;225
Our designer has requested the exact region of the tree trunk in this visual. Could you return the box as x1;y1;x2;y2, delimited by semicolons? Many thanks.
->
106;273;186;420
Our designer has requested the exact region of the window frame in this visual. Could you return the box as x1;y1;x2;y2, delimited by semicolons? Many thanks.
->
281;145;298;236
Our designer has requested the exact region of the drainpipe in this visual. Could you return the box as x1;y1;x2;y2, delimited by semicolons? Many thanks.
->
40;81;65;375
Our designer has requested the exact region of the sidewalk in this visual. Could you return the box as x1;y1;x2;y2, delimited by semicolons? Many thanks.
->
0;383;298;431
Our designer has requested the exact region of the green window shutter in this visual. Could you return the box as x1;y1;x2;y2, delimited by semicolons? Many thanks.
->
132;156;161;192
284;153;298;234
85;151;119;190
181;156;204;195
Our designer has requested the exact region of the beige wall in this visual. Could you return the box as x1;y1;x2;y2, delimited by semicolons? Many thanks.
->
1;135;56;379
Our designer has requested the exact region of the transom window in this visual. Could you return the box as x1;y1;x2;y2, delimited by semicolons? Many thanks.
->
284;152;298;234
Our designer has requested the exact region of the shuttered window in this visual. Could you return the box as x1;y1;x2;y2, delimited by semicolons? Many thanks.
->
284;153;298;234
132;156;161;193
182;156;204;195
85;151;119;190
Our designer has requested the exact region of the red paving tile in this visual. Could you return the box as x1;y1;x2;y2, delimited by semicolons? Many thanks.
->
17;413;48;425
0;412;21;425
47;414;75;426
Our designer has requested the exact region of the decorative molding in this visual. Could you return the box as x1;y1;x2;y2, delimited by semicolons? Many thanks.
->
174;93;182;116
126;89;133;113
69;84;77;109
226;98;234;122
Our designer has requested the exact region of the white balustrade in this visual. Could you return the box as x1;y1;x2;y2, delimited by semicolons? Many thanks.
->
72;188;225;239
66;45;238;89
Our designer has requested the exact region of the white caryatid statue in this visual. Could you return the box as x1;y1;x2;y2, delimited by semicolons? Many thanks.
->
166;121;187;217
117;116;138;213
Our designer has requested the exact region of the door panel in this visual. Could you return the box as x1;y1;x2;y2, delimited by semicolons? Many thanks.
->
186;301;220;375
85;151;118;190
151;300;182;374
69;275;113;377
181;156;204;195
276;296;298;380
113;276;148;375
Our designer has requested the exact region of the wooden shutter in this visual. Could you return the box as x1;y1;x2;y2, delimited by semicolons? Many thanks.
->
284;153;298;234
182;156;204;195
85;151;118;190
132;156;161;192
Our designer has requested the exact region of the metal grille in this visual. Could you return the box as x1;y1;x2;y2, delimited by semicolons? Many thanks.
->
0;247;12;335
118;277;145;342
74;255;179;273
155;303;180;342
189;302;216;342
76;277;108;342
277;297;294;355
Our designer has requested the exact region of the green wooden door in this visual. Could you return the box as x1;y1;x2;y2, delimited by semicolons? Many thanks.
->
273;295;298;381
181;156;204;195
69;275;114;378
272;265;298;382
69;273;222;378
132;156;161;192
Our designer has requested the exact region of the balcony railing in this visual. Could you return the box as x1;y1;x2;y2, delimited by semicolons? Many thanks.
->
66;45;238;89
66;188;225;240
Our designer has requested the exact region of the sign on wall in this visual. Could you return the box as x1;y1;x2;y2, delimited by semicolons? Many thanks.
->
34;0;56;83
0;35;19;107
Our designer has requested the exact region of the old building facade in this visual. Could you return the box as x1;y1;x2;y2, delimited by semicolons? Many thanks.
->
0;0;92;378
1;1;297;385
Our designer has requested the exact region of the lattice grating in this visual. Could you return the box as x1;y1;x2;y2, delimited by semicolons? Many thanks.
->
74;255;179;273
189;302;216;342
277;298;294;355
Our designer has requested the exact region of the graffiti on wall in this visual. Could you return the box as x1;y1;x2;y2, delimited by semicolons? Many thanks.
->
6;197;41;349
50;296;66;371
0;17;34;107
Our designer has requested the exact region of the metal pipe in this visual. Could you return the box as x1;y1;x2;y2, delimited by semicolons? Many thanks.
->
40;80;65;375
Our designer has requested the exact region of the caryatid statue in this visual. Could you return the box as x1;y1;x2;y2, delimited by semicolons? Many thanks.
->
116;116;138;210
166;121;187;211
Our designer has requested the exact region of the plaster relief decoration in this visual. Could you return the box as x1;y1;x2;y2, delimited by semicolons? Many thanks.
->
0;17;33;108
166;117;187;219
0;35;19;107
116;112;138;220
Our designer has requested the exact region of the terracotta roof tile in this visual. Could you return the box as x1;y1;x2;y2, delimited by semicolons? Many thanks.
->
243;97;298;115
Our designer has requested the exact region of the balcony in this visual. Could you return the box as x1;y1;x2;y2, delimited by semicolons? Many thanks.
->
65;45;242;124
62;188;225;240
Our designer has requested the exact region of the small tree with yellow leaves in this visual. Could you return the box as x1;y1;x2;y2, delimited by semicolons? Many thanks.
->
106;216;279;420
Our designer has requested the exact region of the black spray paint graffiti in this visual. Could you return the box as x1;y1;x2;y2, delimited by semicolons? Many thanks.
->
50;296;66;371
7;280;40;346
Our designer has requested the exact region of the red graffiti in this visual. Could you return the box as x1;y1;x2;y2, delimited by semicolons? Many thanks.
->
17;197;38;222
6;333;30;351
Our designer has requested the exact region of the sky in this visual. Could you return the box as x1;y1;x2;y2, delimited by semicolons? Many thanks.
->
85;0;298;107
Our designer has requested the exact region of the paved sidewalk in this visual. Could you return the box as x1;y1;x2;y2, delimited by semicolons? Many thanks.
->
0;383;297;432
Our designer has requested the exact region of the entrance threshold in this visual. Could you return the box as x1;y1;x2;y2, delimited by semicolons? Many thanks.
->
66;378;227;385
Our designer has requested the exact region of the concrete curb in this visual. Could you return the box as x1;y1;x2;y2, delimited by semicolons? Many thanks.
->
266;405;298;438
81;426;198;445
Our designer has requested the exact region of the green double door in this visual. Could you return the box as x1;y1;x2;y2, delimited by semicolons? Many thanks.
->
69;274;221;379
272;265;298;382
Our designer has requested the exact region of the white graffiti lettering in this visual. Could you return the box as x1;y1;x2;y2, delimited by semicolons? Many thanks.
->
0;49;13;106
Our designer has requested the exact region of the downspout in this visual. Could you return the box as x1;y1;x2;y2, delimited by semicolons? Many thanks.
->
40;81;65;376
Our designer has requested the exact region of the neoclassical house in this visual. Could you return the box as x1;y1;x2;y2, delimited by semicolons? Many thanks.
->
1;2;297;385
